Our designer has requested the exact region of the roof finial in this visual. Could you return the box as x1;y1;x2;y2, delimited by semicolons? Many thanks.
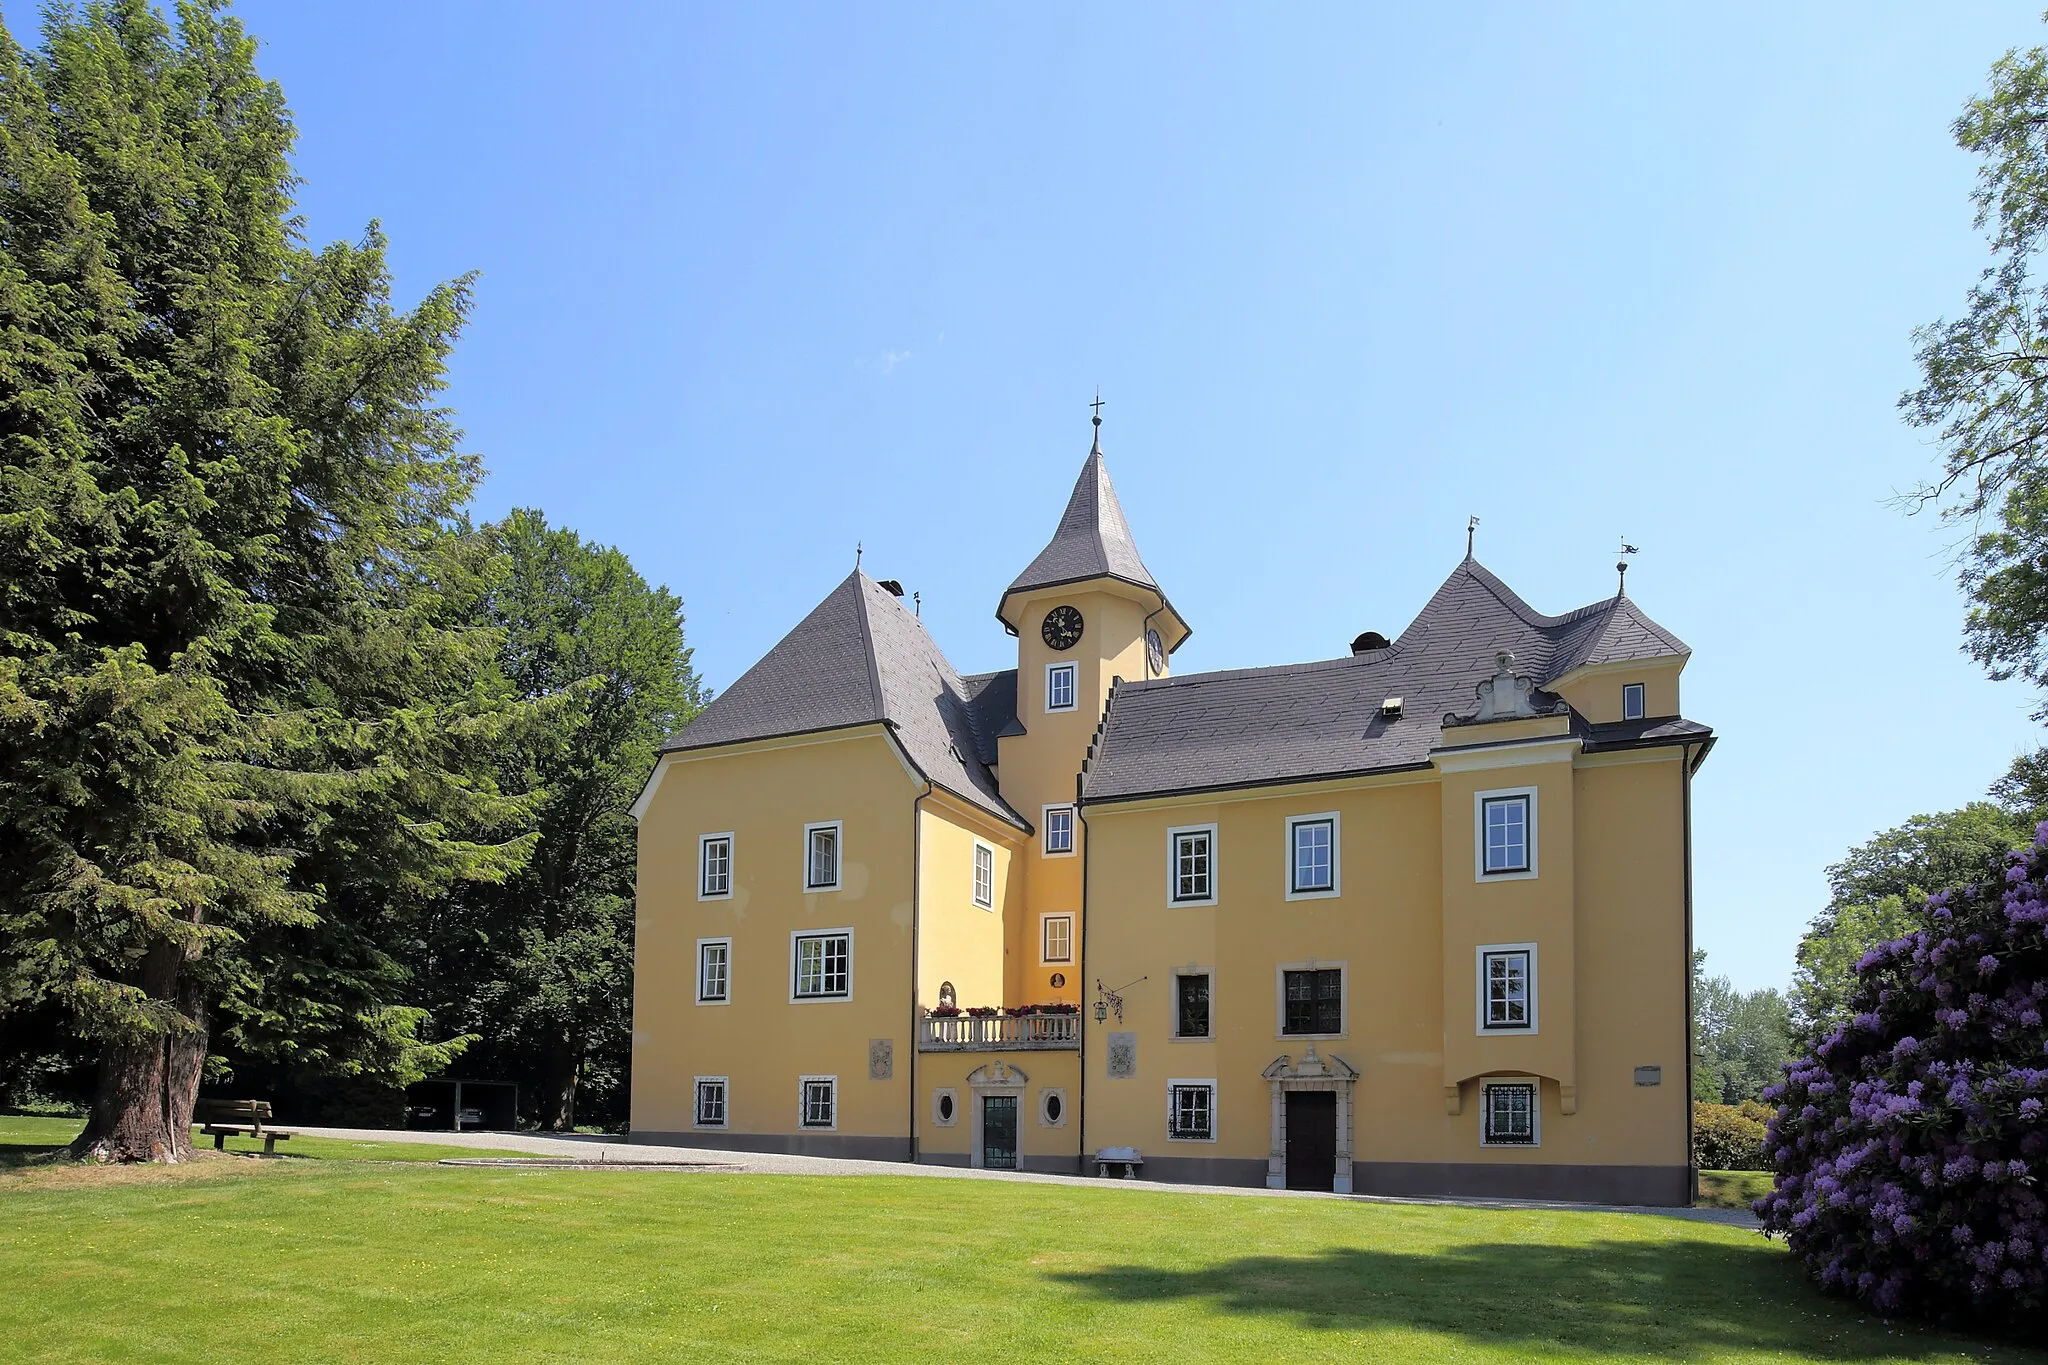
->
1616;537;1638;594
1090;388;1104;453
855;541;863;572
1466;515;1480;561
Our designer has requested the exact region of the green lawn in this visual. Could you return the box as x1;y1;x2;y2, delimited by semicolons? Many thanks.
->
1697;1169;1774;1212
0;1114;510;1165
0;1160;2039;1364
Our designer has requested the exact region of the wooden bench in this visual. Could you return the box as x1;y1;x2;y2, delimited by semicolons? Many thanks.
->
195;1099;298;1155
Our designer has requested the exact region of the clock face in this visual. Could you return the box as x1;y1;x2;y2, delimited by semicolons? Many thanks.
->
1146;628;1165;674
1041;604;1084;651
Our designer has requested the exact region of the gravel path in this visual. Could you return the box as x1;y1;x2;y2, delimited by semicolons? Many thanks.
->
297;1125;1760;1228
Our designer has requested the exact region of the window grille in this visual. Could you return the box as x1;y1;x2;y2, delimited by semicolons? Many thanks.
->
1282;968;1342;1035
1168;1083;1214;1140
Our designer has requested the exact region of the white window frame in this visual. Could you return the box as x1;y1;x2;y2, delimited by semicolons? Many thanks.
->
1622;682;1646;722
1476;943;1539;1035
1172;968;1214;1041
1166;823;1218;907
932;1087;958;1127
798;1075;838;1131
1275;961;1347;1040
1166;1078;1218;1143
1474;787;1538;882
803;820;843;892
1284;812;1341;900
693;1076;728;1128
1044;661;1078;714
1042;804;1077;857
971;839;996;909
1040;912;1074;964
695;937;732;1006
790;928;854;1003
698;832;734;900
1039;1088;1068;1128
1480;1077;1541;1147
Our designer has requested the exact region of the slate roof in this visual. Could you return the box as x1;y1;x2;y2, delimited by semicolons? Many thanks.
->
1081;557;1703;804
660;572;1027;829
999;439;1184;637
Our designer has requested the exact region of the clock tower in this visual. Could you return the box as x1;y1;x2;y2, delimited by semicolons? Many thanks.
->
994;414;1190;1005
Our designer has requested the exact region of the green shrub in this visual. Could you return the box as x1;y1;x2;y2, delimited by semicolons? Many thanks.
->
1693;1100;1771;1171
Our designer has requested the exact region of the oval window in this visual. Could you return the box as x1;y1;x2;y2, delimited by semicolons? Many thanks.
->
938;1093;955;1122
1044;1093;1063;1124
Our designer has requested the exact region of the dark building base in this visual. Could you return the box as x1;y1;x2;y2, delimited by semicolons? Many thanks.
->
1134;1154;1271;1187
631;1130;909;1162
1352;1162;1692;1207
914;1152;1084;1175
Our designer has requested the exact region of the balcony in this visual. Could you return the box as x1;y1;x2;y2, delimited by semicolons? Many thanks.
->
917;1012;1080;1052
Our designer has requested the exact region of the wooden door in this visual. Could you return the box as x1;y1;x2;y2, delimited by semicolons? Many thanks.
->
1285;1091;1337;1191
982;1094;1018;1170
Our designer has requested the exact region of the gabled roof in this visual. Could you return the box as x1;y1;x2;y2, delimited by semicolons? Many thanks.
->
659;572;1027;830
998;436;1188;644
1080;557;1702;804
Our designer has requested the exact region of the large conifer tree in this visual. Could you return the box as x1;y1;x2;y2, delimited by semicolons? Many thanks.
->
0;1;533;1160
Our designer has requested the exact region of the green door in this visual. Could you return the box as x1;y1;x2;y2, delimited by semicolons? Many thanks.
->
982;1094;1018;1170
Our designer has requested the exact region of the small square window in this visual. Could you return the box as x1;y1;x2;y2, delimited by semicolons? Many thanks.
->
805;821;841;891
1046;662;1077;713
800;1077;836;1129
1481;796;1530;876
1170;826;1215;903
794;931;851;1000
1042;914;1073;964
694;1078;727;1128
1287;815;1337;896
1480;948;1535;1032
699;834;732;898
697;939;730;1004
1482;1081;1538;1146
973;842;995;909
1282;968;1343;1036
1175;973;1211;1039
1168;1081;1215;1141
1622;682;1646;721
1044;806;1075;856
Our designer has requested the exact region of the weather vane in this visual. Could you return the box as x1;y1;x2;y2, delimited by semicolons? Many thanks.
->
1616;537;1638;592
1467;515;1480;559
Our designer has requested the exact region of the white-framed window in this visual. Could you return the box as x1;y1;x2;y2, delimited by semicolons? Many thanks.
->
1039;1088;1068;1127
1481;1078;1539;1146
698;833;733;899
799;1075;837;1130
804;820;842;891
1622;682;1646;721
1167;823;1217;906
696;938;731;1005
1041;913;1073;964
932;1088;958;1126
1474;788;1537;881
1477;944;1538;1034
1043;805;1076;857
791;929;853;1002
693;1076;728;1128
1167;1079;1216;1142
973;840;995;909
1045;661;1078;713
1278;964;1345;1038
1173;970;1212;1040
1285;812;1340;899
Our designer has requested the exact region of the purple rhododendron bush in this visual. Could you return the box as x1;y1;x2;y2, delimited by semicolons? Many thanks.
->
1757;826;2048;1331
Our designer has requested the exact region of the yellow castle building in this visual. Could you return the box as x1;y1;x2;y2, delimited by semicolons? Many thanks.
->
629;416;1713;1203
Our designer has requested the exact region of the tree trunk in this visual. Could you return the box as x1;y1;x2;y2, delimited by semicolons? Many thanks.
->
537;1040;581;1132
72;941;207;1163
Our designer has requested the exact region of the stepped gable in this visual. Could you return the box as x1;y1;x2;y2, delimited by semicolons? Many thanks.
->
1081;557;1701;804
662;571;1026;829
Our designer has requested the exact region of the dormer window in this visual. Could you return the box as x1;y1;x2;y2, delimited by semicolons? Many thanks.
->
1046;662;1077;713
1622;682;1646;721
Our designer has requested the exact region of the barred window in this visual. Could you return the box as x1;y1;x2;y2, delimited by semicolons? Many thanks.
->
801;1077;836;1129
1482;950;1532;1031
694;1078;727;1128
973;842;994;908
1483;1081;1537;1145
1282;968;1342;1035
700;835;731;897
794;932;851;1000
1168;1082;1214;1141
1172;828;1213;902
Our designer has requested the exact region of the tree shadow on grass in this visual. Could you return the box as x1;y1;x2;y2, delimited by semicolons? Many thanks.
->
1048;1238;2039;1361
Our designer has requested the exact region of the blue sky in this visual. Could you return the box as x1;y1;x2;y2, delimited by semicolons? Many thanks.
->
238;1;2045;993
